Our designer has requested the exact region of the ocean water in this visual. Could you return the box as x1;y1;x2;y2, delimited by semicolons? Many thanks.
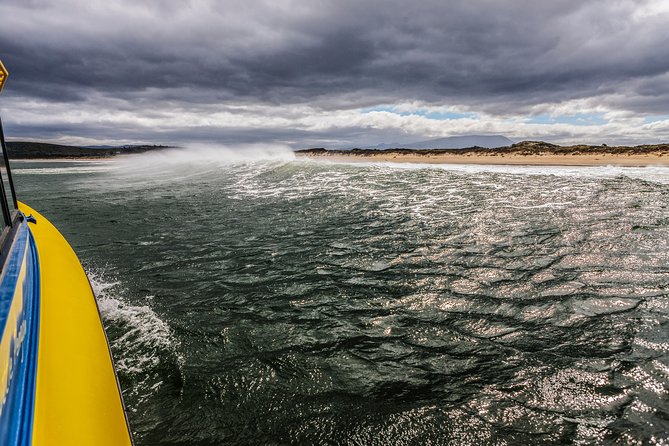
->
13;148;669;445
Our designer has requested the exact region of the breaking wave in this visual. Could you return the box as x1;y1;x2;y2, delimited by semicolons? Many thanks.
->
89;272;176;374
86;269;183;422
114;143;295;171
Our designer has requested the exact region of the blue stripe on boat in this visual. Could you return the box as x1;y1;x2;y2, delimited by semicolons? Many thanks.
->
0;222;41;446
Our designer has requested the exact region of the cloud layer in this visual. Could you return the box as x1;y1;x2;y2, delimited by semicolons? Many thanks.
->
1;0;669;146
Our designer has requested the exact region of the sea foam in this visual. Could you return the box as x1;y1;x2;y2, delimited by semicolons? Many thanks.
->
87;270;180;375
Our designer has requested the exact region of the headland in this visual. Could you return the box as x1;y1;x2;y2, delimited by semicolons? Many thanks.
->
5;141;171;159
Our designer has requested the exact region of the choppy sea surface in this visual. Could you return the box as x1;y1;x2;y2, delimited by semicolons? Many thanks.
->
13;147;669;445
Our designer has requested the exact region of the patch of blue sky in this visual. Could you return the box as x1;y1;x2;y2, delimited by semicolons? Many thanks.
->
360;106;477;120
527;113;608;126
643;115;669;124
423;110;478;120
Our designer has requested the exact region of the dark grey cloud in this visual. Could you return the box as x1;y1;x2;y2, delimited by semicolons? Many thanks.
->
1;0;668;145
2;116;424;148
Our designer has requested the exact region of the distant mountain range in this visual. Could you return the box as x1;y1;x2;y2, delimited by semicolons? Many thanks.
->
363;135;514;150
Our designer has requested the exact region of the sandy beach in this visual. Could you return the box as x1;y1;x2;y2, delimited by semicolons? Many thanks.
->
296;142;669;167
297;152;669;167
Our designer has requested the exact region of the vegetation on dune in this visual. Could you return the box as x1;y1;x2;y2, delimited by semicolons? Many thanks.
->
297;141;669;156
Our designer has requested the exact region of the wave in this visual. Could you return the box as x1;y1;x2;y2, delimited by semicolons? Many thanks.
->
12;164;116;175
114;143;295;171
70;143;297;191
87;270;180;375
311;159;669;184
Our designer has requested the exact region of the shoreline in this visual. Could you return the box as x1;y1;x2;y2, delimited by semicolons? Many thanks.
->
296;152;669;167
296;141;669;167
12;153;669;167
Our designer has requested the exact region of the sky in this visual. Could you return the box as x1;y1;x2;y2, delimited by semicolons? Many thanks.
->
1;0;669;148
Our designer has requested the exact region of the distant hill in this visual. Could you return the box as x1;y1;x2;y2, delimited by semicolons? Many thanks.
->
364;135;514;150
81;145;119;149
407;135;514;149
5;141;171;159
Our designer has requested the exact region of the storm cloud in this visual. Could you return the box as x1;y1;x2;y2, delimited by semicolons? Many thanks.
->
1;0;668;146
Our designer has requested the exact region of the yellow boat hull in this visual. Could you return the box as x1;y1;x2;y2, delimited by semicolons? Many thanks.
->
19;202;132;445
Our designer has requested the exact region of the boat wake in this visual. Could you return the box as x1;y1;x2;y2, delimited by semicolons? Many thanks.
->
89;273;177;374
87;270;183;428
